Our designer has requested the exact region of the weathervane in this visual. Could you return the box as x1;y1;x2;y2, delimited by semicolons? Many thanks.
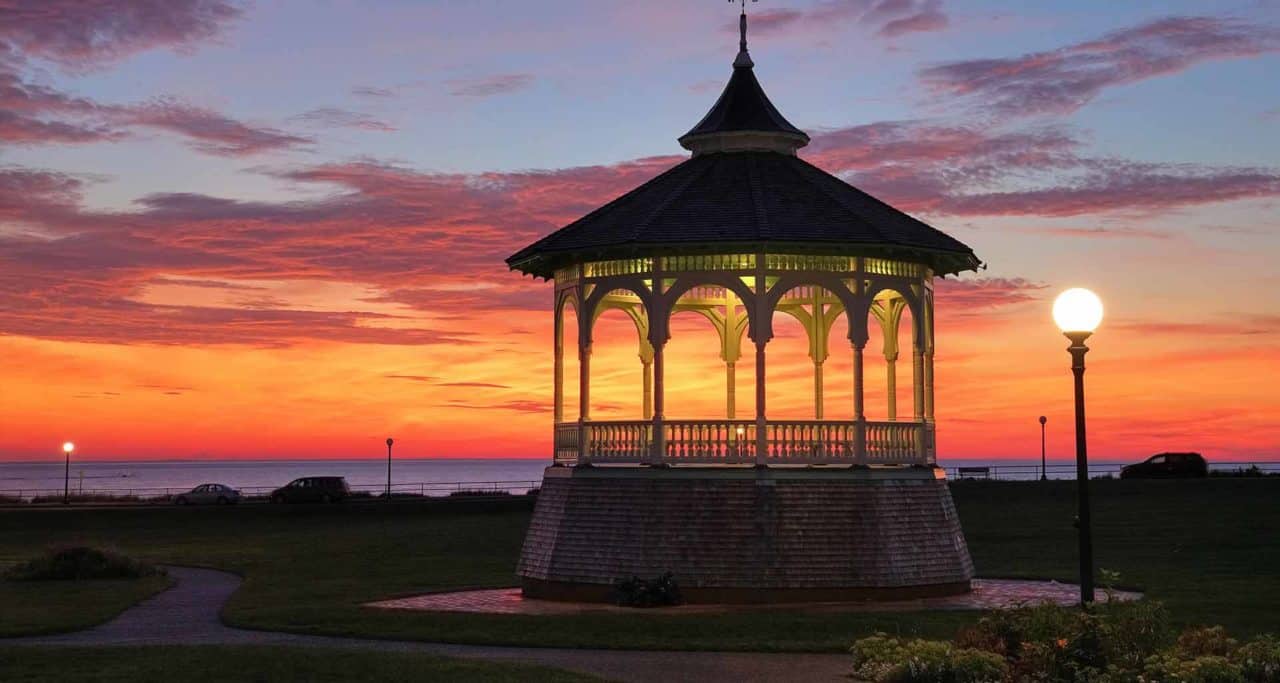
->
730;0;758;68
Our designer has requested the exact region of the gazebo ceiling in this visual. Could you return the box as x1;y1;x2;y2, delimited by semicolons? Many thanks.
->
506;14;980;280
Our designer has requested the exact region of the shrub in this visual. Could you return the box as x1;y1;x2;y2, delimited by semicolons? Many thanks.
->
4;546;162;581
851;633;1007;683
612;572;682;608
1234;635;1280;683
1143;653;1244;683
1180;627;1241;658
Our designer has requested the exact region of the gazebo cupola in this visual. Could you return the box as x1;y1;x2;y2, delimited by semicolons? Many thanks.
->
677;12;809;157
508;11;980;604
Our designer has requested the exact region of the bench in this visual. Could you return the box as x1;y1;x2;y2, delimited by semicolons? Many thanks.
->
957;466;991;479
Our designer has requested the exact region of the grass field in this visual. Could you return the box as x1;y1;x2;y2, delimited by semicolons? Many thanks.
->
0;645;600;682
0;479;1275;652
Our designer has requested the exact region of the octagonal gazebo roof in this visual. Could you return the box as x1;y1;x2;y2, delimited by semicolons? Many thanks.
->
506;15;979;279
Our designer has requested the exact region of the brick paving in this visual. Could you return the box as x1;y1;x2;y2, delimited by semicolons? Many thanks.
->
370;579;1141;615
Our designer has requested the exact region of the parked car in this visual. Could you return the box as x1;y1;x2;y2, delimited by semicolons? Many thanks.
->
269;476;351;504
1120;452;1208;479
174;483;241;505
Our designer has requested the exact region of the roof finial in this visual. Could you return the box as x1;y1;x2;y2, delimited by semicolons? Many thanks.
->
733;0;755;69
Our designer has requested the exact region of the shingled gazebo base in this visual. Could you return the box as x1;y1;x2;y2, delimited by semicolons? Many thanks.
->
517;465;974;604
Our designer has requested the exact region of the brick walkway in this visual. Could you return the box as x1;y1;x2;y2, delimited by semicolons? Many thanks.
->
370;579;1141;615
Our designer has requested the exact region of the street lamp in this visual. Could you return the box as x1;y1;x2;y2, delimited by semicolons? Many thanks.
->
62;441;75;505
1039;416;1047;481
385;438;394;500
1052;287;1103;605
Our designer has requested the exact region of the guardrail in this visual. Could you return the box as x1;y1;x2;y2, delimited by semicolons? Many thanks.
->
0;479;542;504
945;462;1280;481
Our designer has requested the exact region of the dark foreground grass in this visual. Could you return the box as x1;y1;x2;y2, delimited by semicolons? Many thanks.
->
0;645;600;682
0;575;171;637
0;479;1275;652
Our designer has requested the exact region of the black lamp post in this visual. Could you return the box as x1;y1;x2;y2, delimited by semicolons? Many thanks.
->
385;438;394;499
62;441;75;505
1039;416;1047;481
1053;288;1103;606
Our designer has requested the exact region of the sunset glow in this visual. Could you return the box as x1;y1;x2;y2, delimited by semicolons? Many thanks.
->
2;1;1277;463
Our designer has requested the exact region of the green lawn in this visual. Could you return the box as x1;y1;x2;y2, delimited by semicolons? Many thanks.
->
0;645;600;682
0;479;1276;652
0;575;171;637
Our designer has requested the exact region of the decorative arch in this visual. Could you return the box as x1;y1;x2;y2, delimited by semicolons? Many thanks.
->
581;276;652;346
859;279;924;351
661;274;758;345
765;274;862;345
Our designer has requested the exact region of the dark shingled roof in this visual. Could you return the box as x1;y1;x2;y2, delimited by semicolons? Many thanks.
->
506;151;980;278
506;17;979;279
678;64;809;147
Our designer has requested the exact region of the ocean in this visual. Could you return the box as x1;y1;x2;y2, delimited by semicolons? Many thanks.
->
2;456;1239;499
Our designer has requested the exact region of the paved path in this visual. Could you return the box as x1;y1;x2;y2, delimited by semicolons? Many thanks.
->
8;567;850;683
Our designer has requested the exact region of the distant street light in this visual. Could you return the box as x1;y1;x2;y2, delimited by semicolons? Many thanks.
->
1053;287;1103;605
62;441;75;505
385;438;394;500
1039;416;1048;481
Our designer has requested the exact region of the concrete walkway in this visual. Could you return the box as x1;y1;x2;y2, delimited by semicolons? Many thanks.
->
8;567;850;683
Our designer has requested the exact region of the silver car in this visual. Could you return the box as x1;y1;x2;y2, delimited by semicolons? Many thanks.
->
174;483;241;505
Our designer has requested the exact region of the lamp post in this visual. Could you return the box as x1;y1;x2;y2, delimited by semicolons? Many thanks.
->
1052;287;1103;606
1039;416;1047;481
385;438;394;500
62;441;75;505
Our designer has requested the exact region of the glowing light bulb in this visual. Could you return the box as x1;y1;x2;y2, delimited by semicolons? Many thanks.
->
62;441;75;454
1053;288;1103;334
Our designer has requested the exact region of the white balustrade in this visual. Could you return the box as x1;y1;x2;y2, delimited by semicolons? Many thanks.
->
554;419;933;467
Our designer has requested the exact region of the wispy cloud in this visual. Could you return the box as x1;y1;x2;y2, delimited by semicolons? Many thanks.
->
0;0;242;69
920;16;1280;119
292;107;395;132
448;73;533;97
729;0;949;39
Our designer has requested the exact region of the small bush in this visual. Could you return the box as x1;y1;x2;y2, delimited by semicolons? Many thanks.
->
612;572;682;608
3;546;162;581
1180;627;1242;659
851;633;1007;683
1143;653;1244;683
1234;635;1280;683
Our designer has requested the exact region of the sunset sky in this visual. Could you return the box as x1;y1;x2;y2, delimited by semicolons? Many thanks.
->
2;0;1277;462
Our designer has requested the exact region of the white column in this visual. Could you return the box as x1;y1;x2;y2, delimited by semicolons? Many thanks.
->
578;341;591;463
925;294;936;422
651;341;665;465
726;361;736;419
885;353;898;421
853;341;866;465
642;358;653;420
754;340;767;466
813;361;824;420
553;302;564;423
912;345;924;421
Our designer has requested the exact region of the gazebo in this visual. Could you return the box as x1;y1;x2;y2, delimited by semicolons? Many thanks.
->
507;15;979;603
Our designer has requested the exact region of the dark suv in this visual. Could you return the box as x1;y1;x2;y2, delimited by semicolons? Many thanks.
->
1120;452;1208;479
270;476;351;503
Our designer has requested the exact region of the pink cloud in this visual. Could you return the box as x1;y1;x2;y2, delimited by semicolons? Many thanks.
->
448;74;534;97
123;99;312;156
920;16;1280;118
0;0;241;69
728;0;949;39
